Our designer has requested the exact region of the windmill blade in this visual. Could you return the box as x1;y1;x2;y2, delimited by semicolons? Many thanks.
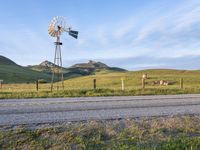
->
50;32;55;37
60;27;65;32
48;27;55;32
48;16;78;38
53;33;57;37
49;29;55;34
53;16;58;23
52;31;57;37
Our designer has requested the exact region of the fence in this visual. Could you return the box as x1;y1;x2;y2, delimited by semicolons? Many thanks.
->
0;76;196;92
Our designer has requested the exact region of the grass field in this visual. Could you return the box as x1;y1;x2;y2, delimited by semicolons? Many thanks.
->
1;69;200;98
1;70;200;149
0;64;52;83
1;115;200;149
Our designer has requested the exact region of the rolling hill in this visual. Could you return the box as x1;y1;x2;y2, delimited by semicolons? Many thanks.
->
0;55;126;83
0;55;52;83
28;60;127;79
60;68;200;90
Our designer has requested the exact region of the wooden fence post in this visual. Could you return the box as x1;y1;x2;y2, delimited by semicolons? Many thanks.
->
180;78;183;89
93;79;96;90
0;80;3;89
121;78;124;91
36;80;39;91
142;78;145;89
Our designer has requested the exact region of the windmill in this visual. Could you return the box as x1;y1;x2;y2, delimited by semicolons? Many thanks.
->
48;16;78;91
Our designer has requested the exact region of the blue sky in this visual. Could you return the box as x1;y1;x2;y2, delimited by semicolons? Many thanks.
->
0;0;200;70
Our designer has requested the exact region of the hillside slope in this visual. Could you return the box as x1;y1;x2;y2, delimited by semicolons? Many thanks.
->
0;56;51;83
62;68;200;90
0;55;16;65
28;60;127;79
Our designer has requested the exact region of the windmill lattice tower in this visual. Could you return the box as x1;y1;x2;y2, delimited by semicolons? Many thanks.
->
48;16;78;91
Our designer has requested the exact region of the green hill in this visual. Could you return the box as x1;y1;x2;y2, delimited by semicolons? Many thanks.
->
0;56;126;83
0;55;16;65
28;60;127;79
0;55;52;83
61;68;200;90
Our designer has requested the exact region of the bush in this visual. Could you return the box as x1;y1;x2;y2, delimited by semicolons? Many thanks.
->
37;79;47;84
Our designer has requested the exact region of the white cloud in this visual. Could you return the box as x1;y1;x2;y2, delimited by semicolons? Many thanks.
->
113;21;135;39
131;0;200;58
134;19;164;42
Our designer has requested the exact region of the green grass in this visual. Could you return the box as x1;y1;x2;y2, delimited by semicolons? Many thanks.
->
0;65;52;84
0;55;51;83
1;69;200;98
1;88;200;99
1;115;200;149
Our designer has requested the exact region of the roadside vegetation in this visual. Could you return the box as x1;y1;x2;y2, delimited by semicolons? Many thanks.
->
1;115;200;149
1;88;200;99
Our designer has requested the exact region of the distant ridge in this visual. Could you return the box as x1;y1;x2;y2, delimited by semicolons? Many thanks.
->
71;60;108;69
0;55;127;83
28;60;63;74
27;60;127;79
39;60;56;68
70;60;127;72
0;55;17;65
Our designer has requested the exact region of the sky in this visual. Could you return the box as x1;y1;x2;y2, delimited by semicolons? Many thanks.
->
0;0;200;70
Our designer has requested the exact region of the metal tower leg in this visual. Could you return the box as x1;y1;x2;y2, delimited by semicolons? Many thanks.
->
51;36;64;91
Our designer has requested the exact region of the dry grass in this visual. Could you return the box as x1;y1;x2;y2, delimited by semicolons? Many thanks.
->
1;115;200;149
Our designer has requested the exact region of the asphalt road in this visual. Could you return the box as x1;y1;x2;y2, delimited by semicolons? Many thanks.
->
1;94;200;125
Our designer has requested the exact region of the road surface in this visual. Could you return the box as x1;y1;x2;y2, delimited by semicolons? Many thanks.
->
0;94;200;125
